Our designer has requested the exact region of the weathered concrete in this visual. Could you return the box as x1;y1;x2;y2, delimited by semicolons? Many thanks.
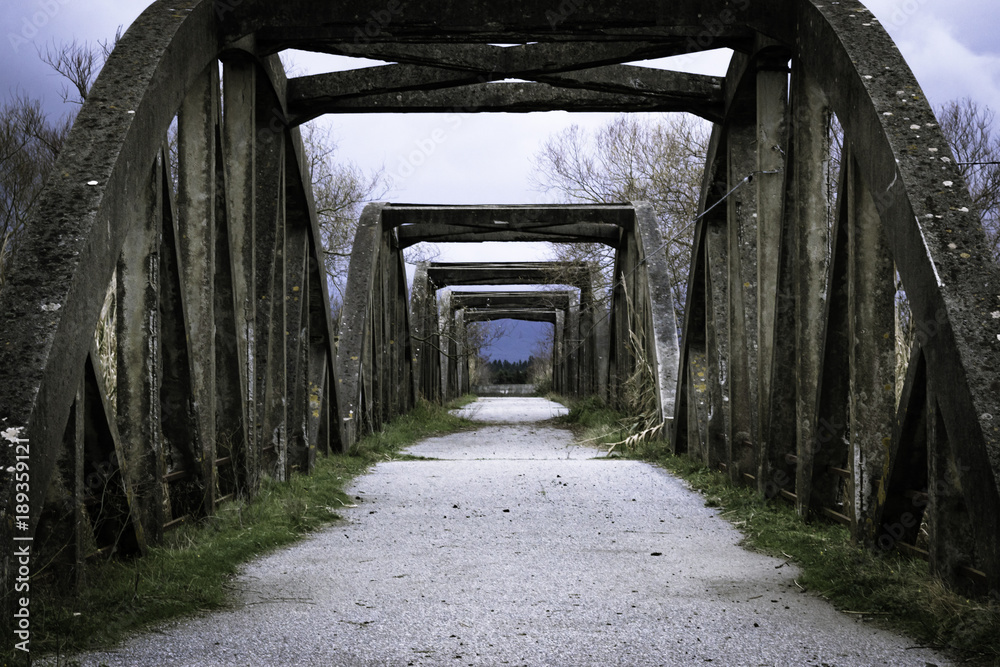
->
60;399;952;666
670;1;1000;589
0;2;339;627
288;62;725;124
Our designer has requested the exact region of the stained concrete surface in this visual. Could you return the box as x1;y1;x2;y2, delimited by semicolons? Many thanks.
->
60;398;952;666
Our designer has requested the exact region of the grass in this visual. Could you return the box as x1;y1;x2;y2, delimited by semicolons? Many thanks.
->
446;393;479;410
17;399;472;665
559;396;1000;663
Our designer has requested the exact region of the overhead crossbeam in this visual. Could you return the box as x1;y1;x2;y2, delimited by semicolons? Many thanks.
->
388;204;630;248
463;308;561;323
218;0;757;46
450;291;576;310
287;63;725;124
426;261;596;288
291;41;703;76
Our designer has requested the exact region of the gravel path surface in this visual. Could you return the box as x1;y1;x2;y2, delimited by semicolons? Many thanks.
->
64;398;952;666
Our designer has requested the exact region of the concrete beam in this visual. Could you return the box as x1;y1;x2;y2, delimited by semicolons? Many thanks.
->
288;66;724;123
220;0;756;47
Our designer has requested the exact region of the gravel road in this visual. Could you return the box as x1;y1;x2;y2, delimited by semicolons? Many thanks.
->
60;398;953;666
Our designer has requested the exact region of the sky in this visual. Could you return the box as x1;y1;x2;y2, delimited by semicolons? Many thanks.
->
2;0;999;361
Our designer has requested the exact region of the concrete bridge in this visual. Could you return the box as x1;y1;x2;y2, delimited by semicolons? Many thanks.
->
2;0;1000;636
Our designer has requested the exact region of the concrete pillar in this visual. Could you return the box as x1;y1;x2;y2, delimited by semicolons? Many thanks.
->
176;62;219;509
847;154;897;541
222;56;258;492
115;152;166;546
438;290;453;402
789;64;832;518
726;110;759;484
253;77;287;477
754;52;790;489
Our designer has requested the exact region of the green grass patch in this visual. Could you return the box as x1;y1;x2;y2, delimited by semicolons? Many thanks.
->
445;393;478;410
553;395;628;451
21;399;471;664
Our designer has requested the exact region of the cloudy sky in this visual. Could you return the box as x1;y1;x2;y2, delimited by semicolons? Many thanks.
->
2;0;998;359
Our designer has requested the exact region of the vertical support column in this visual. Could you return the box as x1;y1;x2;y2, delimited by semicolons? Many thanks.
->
594;296;610;403
176;62;219;513
553;309;566;395
454;308;467;398
307;261;333;457
285;216;309;476
813;157;852;519
410;263;432;401
703;173;732;469
608;235;634;412
116;154;165;546
69;389;88;588
926;394;978;590
726;112;759;483
577;269;596;397
754;52;789;487
847;155;897;541
159;143;199;523
634;203;679;423
567;293;580;396
391;247;412;417
681;228;709;461
264;194;288;480
222;56;257;495
438;290;453;402
336;204;385;448
254;82;287;480
213;123;246;502
789;63;831;518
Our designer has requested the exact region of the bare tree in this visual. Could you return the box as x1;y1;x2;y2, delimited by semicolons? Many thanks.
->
0;94;67;290
530;113;710;320
304;122;391;318
0;36;121;289
39;29;122;105
528;334;553;392
937;97;1000;261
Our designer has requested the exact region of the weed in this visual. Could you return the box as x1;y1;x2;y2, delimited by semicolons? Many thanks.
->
445;393;478;410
